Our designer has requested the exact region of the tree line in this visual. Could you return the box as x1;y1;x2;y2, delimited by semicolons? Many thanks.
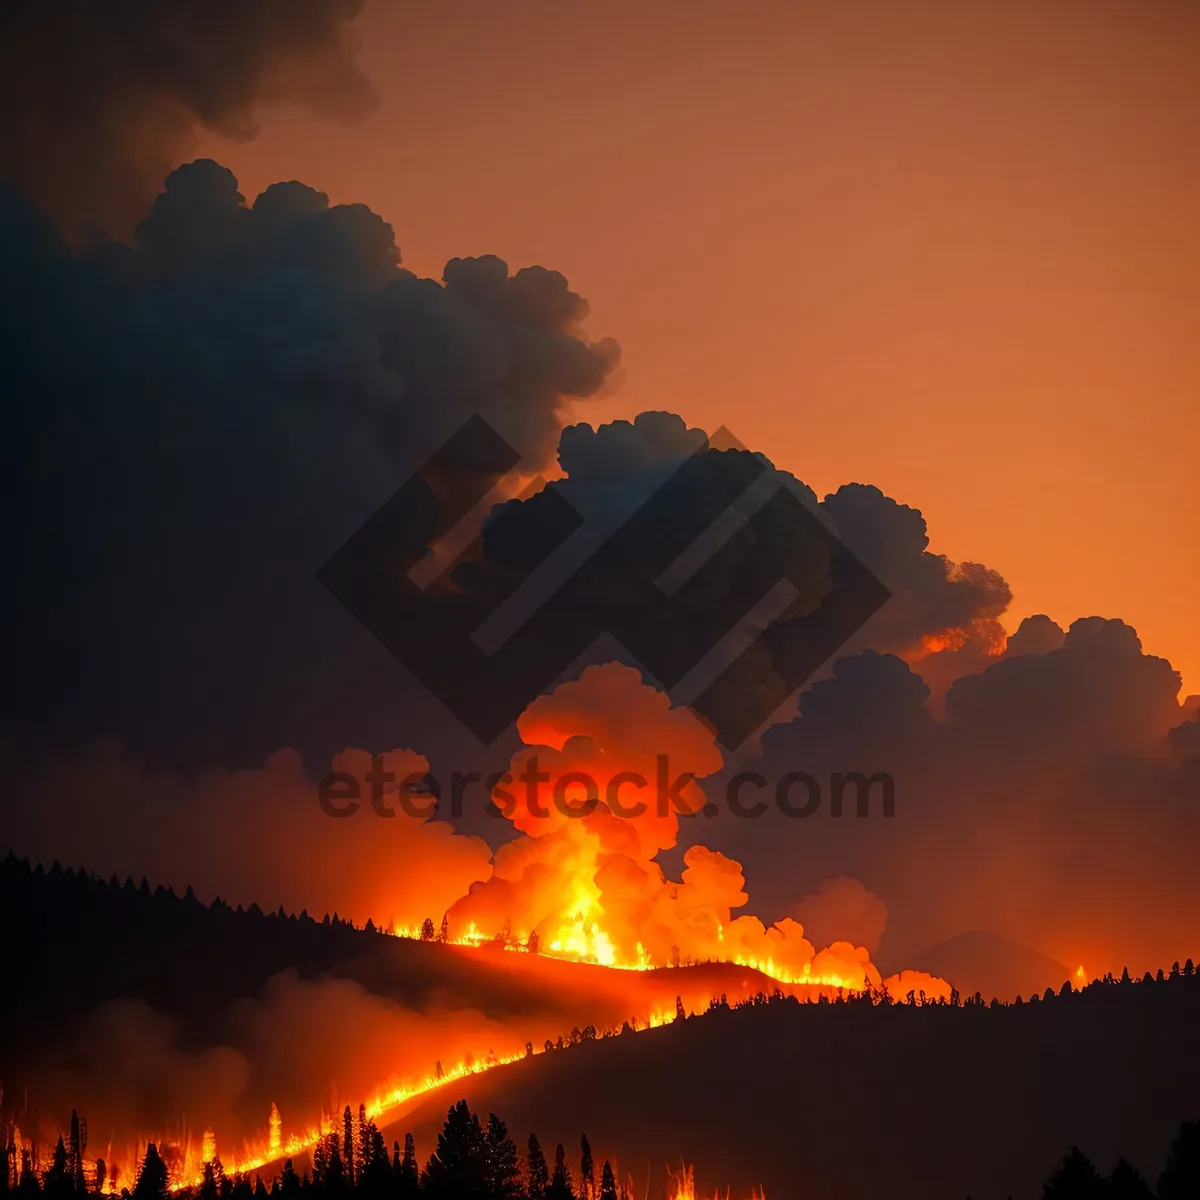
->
5;1101;1197;1200
2;1100;630;1200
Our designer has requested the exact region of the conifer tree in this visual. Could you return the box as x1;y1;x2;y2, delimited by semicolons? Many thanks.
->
396;1134;419;1200
132;1145;168;1200
549;1144;574;1199
526;1135;549;1200
483;1115;521;1199
421;1101;487;1197
579;1136;594;1200
1158;1121;1200;1200
1107;1157;1151;1200
1043;1147;1103;1200
599;1161;618;1200
279;1160;300;1200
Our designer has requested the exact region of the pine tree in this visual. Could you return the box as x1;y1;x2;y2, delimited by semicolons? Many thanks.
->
526;1135;549;1200
43;1138;70;1200
1108;1157;1151;1200
396;1133;419;1199
1043;1147;1103;1200
1158;1121;1200;1200
438;915;450;944
420;918;435;941
483;1114;521;1199
579;1136;594;1200
342;1107;355;1187
132;1145;169;1200
198;1163;221;1200
674;995;686;1023
421;1100;487;1197
599;1162;618;1200
279;1160;300;1200
549;1144;574;1200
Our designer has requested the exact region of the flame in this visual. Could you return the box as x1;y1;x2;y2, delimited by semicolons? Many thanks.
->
668;1163;767;1200
33;664;945;1193
267;1104;281;1161
670;1163;697;1200
438;664;916;995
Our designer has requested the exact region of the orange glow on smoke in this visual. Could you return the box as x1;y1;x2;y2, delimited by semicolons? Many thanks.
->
55;666;946;1193
441;663;931;995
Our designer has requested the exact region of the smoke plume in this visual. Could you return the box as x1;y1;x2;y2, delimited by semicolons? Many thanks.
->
0;0;375;236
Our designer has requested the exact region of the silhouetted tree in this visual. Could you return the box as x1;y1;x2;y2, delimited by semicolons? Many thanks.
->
599;1161;618;1200
437;916;449;944
579;1135;594;1200
395;1134;419;1200
1043;1147;1103;1200
421;1101;487;1198
198;1159;225;1200
279;1160;300;1200
1158;1121;1200;1200
420;919;435;942
482;1115;521;1199
132;1144;168;1200
675;995;685;1023
526;1135;549;1200
360;1129;391;1200
1107;1157;1151;1200
42;1139;69;1200
549;1144;574;1200
343;1107;356;1187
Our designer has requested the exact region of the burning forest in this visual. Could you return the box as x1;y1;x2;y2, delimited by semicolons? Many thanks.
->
3;2;1200;1196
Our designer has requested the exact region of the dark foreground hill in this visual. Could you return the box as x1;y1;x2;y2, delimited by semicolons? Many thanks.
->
385;975;1200;1200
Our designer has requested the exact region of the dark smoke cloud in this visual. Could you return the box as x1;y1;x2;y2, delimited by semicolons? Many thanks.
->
822;483;1013;704
1005;614;1067;657
0;162;617;767
445;414;1012;742
0;0;375;237
714;616;1196;976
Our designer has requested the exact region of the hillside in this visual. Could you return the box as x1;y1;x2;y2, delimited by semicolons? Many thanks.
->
384;975;1200;1200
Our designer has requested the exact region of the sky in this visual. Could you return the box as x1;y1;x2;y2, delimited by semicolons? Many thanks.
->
190;0;1199;695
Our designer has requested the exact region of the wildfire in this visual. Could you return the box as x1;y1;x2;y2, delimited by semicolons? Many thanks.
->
267;1104;281;1161
430;665;935;998
33;665;948;1195
668;1163;767;1200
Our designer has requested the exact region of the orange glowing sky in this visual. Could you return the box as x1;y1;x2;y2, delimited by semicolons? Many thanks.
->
197;0;1199;695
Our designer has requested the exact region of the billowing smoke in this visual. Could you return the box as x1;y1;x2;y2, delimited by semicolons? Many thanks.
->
733;615;1197;977
4;742;491;929
821;483;1013;706
789;877;889;955
0;0;374;236
0;162;618;767
444;662;912;993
